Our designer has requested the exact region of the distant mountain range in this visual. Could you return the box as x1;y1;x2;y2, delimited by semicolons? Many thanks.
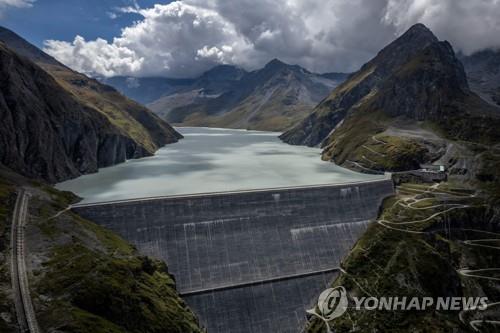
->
105;60;348;131
459;49;500;107
101;76;195;105
0;26;181;183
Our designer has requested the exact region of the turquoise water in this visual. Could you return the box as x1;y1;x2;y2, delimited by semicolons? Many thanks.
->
56;127;383;203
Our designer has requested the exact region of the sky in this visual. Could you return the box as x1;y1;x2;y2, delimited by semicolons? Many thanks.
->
1;0;500;78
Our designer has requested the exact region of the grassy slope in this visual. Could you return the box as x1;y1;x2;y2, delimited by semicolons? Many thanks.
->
0;170;201;333
320;96;432;172
42;64;180;154
0;26;181;157
317;36;500;170
306;183;500;333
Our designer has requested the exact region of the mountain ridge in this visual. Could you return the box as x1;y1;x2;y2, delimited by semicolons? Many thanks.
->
280;23;440;146
281;23;500;177
148;59;347;131
0;26;182;183
298;24;500;333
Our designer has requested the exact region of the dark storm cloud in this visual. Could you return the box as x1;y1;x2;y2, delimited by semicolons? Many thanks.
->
43;0;500;78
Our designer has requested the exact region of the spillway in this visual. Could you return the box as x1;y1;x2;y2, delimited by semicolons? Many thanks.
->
72;178;394;332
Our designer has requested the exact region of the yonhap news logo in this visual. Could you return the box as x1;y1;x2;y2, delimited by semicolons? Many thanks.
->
306;286;348;333
307;286;488;332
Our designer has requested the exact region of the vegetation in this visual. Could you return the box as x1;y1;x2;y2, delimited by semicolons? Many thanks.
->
306;183;500;332
0;169;202;333
28;187;202;333
0;177;15;332
38;242;200;333
321;102;431;172
49;67;159;153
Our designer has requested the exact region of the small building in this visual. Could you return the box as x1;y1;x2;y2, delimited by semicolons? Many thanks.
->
420;164;446;172
392;165;447;185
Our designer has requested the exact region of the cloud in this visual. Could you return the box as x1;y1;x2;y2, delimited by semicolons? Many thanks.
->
0;0;35;16
45;2;253;77
43;0;500;78
0;0;34;8
382;0;500;54
106;11;118;19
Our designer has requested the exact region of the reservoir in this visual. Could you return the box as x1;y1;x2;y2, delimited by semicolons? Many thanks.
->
57;127;383;203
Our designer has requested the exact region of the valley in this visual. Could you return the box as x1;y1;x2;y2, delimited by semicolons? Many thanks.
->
111;61;348;132
0;4;500;332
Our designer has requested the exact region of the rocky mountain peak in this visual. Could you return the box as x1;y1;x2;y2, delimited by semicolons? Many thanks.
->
282;21;500;176
265;58;287;68
262;58;305;74
198;64;247;82
371;40;470;121
399;23;437;43
365;23;439;76
384;23;438;52
280;23;444;146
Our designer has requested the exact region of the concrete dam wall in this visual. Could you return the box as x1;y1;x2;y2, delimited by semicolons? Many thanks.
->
72;178;394;332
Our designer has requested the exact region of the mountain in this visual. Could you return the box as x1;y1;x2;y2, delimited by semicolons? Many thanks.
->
189;64;248;93
280;23;500;174
459;49;500;107
280;23;440;146
0;167;202;333
0;26;201;333
147;60;347;131
147;64;248;120
293;24;500;333
0;26;182;183
100;76;195;104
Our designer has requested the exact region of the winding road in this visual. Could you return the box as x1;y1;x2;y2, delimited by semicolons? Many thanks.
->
10;189;40;333
372;184;500;332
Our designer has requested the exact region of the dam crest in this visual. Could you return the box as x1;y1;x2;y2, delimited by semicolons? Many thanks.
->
73;178;394;332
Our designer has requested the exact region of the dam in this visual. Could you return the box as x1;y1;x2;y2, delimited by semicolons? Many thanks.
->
72;178;394;332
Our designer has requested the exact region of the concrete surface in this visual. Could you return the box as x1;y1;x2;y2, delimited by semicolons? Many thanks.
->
73;179;394;332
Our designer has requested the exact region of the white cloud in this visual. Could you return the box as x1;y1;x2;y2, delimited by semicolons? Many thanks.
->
45;2;253;77
44;36;144;77
43;0;500;78
0;0;35;16
0;0;34;8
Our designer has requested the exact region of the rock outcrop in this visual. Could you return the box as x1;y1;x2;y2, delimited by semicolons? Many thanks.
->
0;27;182;183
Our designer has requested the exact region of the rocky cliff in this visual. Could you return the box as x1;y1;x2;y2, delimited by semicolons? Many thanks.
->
280;23;439;146
281;24;500;175
296;24;500;333
0;27;182;183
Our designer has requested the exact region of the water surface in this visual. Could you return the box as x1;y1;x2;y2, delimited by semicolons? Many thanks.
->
57;127;383;203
